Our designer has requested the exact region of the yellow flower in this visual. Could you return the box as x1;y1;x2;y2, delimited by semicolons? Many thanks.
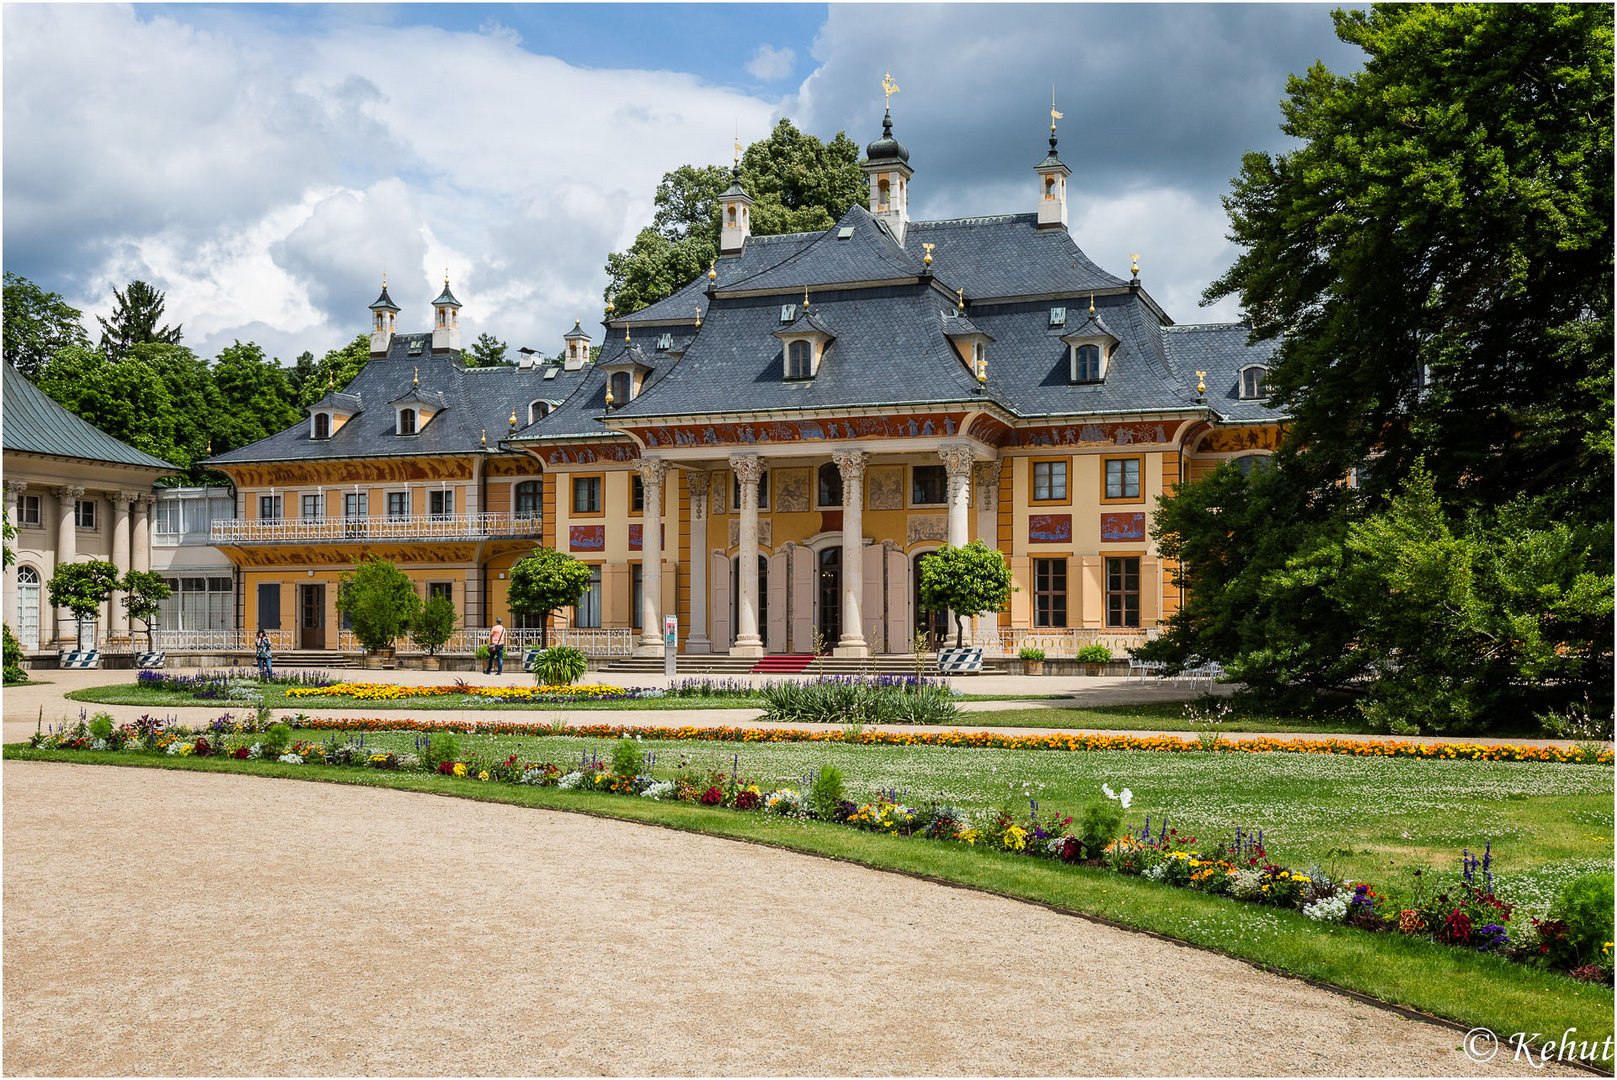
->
452;763;467;777
478;770;490;782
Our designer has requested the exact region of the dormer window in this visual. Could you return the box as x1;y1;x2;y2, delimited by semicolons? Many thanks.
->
786;341;813;379
1240;365;1268;400
609;370;631;404
313;413;331;440
1073;344;1104;383
397;408;417;436
774;309;835;381
529;400;551;424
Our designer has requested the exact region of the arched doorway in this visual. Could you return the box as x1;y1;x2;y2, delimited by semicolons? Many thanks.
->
913;551;948;649
816;547;841;649
731;555;768;648
16;565;40;649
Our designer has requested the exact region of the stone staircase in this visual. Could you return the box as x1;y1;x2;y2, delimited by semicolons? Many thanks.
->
277;650;354;669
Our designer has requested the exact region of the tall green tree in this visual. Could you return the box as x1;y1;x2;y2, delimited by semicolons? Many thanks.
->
1149;3;1614;729
917;540;1014;649
211;341;301;454
464;332;508;367
2;272;90;377
36;346;184;468
97;279;182;359
336;557;421;654
297;334;371;407
604;119;865;313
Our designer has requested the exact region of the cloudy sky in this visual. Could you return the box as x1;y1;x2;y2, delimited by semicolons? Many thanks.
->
3;3;1363;367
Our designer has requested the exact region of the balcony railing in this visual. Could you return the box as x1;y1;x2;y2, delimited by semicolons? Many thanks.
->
213;513;543;545
152;628;295;653
338;627;634;657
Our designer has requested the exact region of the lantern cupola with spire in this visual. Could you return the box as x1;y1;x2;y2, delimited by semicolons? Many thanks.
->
862;72;913;245
719;140;754;256
562;319;592;371
431;273;462;354
1036;93;1071;231
369;276;400;356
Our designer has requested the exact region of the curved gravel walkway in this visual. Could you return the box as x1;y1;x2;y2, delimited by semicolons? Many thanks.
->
3;761;1572;1076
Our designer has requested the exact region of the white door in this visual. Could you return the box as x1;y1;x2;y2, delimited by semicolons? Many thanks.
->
16;566;40;649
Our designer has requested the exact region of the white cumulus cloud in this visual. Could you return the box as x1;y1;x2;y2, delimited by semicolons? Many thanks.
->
745;43;797;81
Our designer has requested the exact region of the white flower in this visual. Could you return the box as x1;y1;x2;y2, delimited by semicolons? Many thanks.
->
557;770;585;790
1302;894;1350;922
641;780;676;801
278;753;304;765
1102;784;1134;809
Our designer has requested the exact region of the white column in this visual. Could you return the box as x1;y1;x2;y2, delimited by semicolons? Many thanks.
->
132;495;152;573
4;480;25;636
634;457;667;656
974;461;1004;647
52;485;83;647
729;453;764;657
940;444;975;548
108;491;135;642
832;449;869;657
686;472;711;653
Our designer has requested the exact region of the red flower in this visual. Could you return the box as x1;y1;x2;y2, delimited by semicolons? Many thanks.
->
700;786;724;805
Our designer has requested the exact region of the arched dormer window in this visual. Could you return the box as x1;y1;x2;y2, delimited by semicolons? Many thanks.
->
787;340;813;379
817;462;842;507
313;413;331;440
529;400;551;424
397;408;417;436
1240;365;1268;400
609;371;631;405
1073;344;1103;383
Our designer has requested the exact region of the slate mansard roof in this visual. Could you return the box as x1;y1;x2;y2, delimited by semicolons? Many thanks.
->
3;363;177;471
518;199;1283;439
207;334;591;465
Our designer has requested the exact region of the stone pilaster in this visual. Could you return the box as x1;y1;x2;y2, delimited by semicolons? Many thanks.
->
728;454;764;656
832;449;869;657
686;471;711;653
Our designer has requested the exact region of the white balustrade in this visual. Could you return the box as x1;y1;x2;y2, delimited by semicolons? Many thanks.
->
212;513;542;544
979;627;1149;659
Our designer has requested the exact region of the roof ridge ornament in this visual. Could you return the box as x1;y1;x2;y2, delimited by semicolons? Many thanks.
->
956;287;965;313
882;71;899;108
922;241;935;266
413;365;419;388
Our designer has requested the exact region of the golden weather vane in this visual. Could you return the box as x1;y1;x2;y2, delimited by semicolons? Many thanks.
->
882;71;900;107
1050;86;1063;133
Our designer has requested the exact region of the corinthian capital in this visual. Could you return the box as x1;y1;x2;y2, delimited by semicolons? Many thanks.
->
831;449;869;482
938;443;976;480
686;471;711;499
974;460;1003;495
5;479;28;496
728;453;764;485
633;457;668;486
53;485;85;501
114;490;142;508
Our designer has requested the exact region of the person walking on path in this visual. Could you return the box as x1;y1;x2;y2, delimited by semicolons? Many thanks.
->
485;619;506;676
255;629;274;680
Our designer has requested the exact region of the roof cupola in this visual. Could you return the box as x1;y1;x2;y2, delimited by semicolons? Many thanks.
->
369;275;400;356
861;73;913;245
431;272;461;354
1035;95;1072;231
562;319;592;371
719;141;755;256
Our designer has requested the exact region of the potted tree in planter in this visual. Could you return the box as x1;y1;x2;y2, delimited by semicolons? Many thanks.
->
508;546;594;661
1077;643;1113;676
120;570;172;668
411;593;457;671
335;556;421;669
918;540;1014;675
1018;645;1046;676
46;560;119;668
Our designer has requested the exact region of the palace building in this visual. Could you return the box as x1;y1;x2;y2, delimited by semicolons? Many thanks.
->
208;108;1283;662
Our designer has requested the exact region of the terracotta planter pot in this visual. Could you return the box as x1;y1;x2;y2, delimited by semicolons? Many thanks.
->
1021;660;1045;676
422;656;441;671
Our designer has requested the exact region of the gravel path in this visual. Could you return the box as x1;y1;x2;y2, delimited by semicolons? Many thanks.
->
3;761;1575;1076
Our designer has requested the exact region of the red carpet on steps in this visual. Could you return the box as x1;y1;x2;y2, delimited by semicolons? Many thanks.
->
750;654;817;674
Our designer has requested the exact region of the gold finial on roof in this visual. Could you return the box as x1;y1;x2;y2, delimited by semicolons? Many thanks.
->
734;126;742;167
1088;293;1095;316
1050;86;1063;134
206;438;213;455
480;428;488;448
444;267;450;285
382;271;387;288
802;285;810;310
708;260;717;281
694;305;702;329
625;324;631;343
1130;253;1140;278
955;287;965;312
1196;370;1207;397
604;382;615;405
882;71;900;106
509;409;518;430
413;365;419;387
327;371;335;390
922;241;934;266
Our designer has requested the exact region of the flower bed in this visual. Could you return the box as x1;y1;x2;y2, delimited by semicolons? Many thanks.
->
137;669;335;698
285;681;650;703
280;716;1612;764
25;712;1614;985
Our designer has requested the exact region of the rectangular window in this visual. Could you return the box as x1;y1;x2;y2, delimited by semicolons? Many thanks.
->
732;470;770;509
1105;557;1141;628
429;489;453;519
1104;457;1143;501
259;495;283;521
343;492;368;519
1032;460;1068;502
19;495;41;527
159;575;236;632
386;491;409;520
514;481;542;519
631;563;643;629
155;499;181;535
631;475;644;513
572;476;601;514
257;583;281;630
301;493;324;521
428;581;452;602
575;566;602;628
911;465;947;506
74;499;97;529
1033;558;1068;628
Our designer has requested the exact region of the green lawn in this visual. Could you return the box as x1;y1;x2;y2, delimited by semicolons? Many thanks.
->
6;743;1612;1060
954;701;1373;734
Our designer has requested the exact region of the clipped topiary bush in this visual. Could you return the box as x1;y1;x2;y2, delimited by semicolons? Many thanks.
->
1077;644;1113;664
